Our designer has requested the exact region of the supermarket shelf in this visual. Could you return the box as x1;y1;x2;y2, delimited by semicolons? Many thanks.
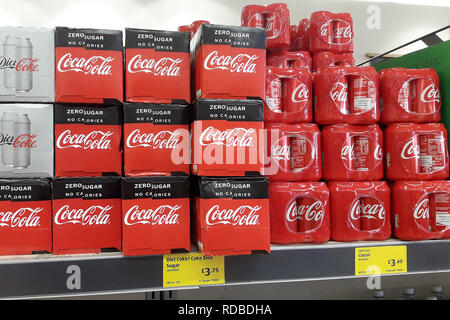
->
1;239;450;299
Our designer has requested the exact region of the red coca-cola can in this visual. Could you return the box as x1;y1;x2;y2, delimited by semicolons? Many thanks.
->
310;11;353;53
269;182;330;244
265;67;313;123
329;181;390;241
242;3;290;51
312;52;355;72
379;68;441;124
267;51;312;70
315;66;379;125
265;123;321;182
322;124;383;181
392;181;450;240
291;18;310;51
384;123;449;181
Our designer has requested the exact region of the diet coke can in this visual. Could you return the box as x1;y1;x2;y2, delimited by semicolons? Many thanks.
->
15;37;33;93
2;36;16;91
0;111;15;167
13;113;31;169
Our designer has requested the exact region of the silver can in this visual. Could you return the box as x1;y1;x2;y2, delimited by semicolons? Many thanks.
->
0;111;15;167
15;37;33;92
13;113;31;168
2;36;16;91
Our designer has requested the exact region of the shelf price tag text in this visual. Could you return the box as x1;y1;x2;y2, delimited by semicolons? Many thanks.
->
163;252;225;288
355;245;407;276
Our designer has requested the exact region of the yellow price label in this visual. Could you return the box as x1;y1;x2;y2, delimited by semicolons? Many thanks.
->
163;252;225;288
355;245;407;276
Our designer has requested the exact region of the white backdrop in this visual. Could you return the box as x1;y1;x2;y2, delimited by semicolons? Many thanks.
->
0;0;449;63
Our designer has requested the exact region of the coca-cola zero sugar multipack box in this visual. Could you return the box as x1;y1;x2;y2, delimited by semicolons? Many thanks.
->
124;103;190;176
125;28;190;104
193;176;270;256
191;24;266;100
55;27;123;103
0;27;55;102
52;177;122;255
191;99;264;176
269;182;330;244
0;103;53;177
54;104;122;177
122;176;190;256
0;179;52;255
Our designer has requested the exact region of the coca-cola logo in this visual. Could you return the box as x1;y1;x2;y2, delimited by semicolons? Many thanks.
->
56;130;113;150
0;207;41;228
413;198;430;220
350;200;385;220
291;83;309;103
0;133;37;149
374;145;383;161
0;57;40;72
203;51;258;73
57;53;114;75
320;20;352;42
341;143;356;161
199;126;255;147
330;81;348;103
271;143;290;161
54;205;112;225
206;205;261;226
286;200;324;223
420;83;440;103
124;204;181;226
127;55;182;76
401;139;420;160
126;129;181;149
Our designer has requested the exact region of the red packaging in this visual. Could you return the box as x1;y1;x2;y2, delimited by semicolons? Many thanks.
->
191;99;264;176
315;67;379;124
322;124;383;181
124;103;190;176
380;68;441;124
178;20;210;39
291;19;310;51
269;182;329;244
241;3;290;51
52;177;122;255
265;67;313;123
312;52;355;72
265;123;321;181
193;176;270;256
192;24;266;100
329;181;391;241
122;176;190;256
309;11;353;53
54;104;122;177
55;27;123;104
125;28;190;104
0;179;52;255
384;123;449;181
392;181;450;240
267;51;312;70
